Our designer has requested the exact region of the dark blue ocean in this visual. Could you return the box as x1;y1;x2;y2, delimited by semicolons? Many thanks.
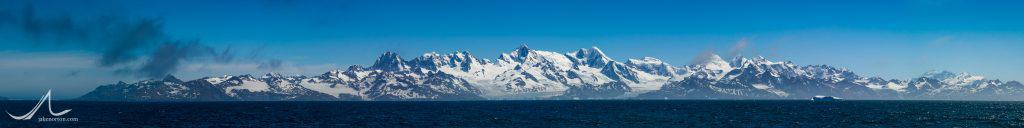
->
2;100;1024;127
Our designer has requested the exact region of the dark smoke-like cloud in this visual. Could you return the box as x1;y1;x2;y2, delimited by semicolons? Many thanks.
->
97;19;167;67
3;4;254;78
139;41;219;78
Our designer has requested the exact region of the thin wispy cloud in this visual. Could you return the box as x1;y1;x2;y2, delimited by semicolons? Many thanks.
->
728;37;750;57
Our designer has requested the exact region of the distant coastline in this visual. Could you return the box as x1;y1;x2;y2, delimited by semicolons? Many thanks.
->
75;46;1024;101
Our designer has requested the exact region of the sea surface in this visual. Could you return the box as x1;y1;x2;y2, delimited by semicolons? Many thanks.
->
2;100;1024;127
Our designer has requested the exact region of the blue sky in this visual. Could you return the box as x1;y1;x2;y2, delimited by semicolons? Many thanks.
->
2;0;1024;99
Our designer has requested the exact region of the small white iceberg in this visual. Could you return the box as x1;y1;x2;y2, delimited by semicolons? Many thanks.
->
812;95;841;101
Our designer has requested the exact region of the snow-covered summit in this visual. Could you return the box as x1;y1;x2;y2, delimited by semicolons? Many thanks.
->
923;70;986;86
570;46;614;68
627;57;678;77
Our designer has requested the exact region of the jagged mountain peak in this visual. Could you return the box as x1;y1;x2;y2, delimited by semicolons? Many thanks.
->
571;46;614;68
321;69;351;79
263;72;284;78
732;55;784;66
803;64;851;73
346;65;365;71
410;51;485;72
626;57;677;77
420;51;474;58
499;44;537;63
753;56;769;62
922;70;986;85
497;45;576;69
421;52;441;57
694;54;732;71
589;46;604;52
514;44;532;55
324;69;343;76
452;51;475;59
923;70;981;78
923;70;961;79
629;57;663;65
162;75;183;83
600;61;638;82
372;51;410;71
235;74;258;79
575;46;608;56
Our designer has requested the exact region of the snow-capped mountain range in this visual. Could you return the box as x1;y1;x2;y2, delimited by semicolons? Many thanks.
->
78;45;1024;101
